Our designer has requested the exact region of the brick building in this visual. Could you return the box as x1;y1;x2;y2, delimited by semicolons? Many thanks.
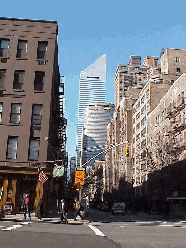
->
0;18;67;214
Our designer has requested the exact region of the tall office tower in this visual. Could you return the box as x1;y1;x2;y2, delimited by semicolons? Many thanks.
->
81;103;115;168
77;55;106;166
115;55;150;109
0;17;67;215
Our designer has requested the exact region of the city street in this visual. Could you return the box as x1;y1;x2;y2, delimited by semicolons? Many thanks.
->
1;209;186;247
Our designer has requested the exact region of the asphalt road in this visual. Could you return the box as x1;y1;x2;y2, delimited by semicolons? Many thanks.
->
1;209;186;247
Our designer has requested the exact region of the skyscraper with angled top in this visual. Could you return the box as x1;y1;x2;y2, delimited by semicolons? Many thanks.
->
77;55;106;167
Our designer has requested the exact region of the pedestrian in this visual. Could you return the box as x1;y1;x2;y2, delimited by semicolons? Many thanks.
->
37;199;43;220
73;199;81;221
58;199;67;224
22;193;31;221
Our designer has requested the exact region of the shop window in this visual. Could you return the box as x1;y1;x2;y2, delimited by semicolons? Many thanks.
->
16;40;27;59
10;103;22;124
6;136;18;159
13;70;25;90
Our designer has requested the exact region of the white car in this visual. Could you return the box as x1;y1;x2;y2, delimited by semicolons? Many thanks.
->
112;203;125;215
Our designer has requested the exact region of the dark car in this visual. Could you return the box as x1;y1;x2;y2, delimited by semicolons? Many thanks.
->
102;202;109;211
0;209;5;219
112;202;125;215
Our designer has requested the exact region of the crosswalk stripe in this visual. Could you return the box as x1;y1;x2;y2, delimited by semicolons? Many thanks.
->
88;224;105;237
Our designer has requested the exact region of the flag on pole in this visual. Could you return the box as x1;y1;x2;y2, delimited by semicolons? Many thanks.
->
37;163;48;183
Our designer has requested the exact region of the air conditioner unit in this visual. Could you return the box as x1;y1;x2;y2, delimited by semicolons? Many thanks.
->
1;58;7;63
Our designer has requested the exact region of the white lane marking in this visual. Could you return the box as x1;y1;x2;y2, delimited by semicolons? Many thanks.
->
159;224;174;227
2;223;23;231
13;224;22;228
88;224;105;237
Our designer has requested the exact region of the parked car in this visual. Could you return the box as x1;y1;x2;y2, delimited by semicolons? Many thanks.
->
102;202;109;211
4;202;15;215
112;202;125;215
0;209;5;219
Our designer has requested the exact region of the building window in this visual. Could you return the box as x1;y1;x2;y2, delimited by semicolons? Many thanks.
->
136;112;140;119
0;69;6;89
6;136;18;159
141;127;146;137
176;68;181;73
13;70;25;90
10;103;22;124
34;72;45;91
0;102;2;122
141;94;146;104
37;41;48;59
176;57;180;62
141;139;146;148
162;111;165;121
141;105;146;115
28;138;40;160
32;104;42;125
141;116;146;126
0;39;10;57
16;40;27;59
136;122;140;130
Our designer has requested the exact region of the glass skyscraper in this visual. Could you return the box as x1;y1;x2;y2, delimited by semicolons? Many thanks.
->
81;103;115;168
77;55;106;166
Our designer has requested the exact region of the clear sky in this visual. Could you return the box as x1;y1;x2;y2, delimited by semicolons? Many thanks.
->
1;0;186;159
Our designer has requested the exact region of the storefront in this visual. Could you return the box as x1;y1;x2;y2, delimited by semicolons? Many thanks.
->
166;197;186;216
0;166;51;215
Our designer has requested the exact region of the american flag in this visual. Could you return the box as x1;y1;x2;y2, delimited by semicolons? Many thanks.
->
37;164;48;183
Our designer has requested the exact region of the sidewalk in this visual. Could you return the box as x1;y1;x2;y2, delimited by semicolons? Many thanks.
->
126;210;186;222
2;209;89;225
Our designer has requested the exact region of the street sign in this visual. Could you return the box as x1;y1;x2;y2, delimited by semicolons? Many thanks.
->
75;170;85;185
53;166;64;177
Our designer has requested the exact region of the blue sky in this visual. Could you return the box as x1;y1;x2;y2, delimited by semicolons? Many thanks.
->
1;0;186;158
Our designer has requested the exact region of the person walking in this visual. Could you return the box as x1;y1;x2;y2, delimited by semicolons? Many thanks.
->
74;199;81;221
22;193;31;221
37;199;43;220
58;199;67;224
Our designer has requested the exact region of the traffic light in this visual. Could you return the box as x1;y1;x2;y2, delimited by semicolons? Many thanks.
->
70;185;75;191
125;145;129;157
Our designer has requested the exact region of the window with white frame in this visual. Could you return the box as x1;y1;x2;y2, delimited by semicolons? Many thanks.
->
141;104;146;115
0;102;2;122
141;116;146;126
141;94;146;104
6;136;18;159
37;41;48;59
176;57;180;62
0;39;10;57
29;138;40;160
146;89;150;98
16;40;27;59
0;69;6;89
10;103;22;124
13;70;25;90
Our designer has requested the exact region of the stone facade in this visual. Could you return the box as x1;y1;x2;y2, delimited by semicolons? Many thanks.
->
105;48;186;203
